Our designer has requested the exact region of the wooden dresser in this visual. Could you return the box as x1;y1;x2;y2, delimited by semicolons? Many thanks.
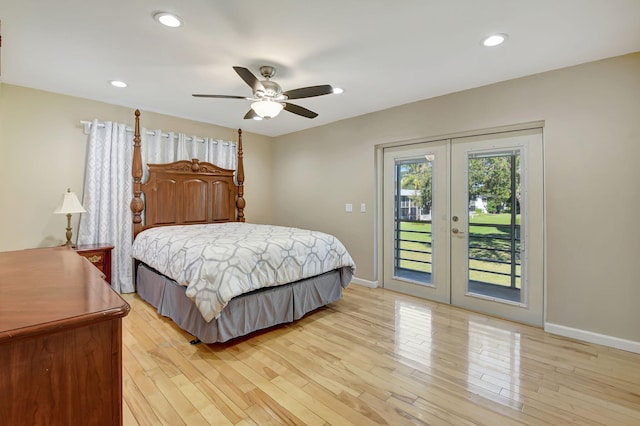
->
0;247;130;426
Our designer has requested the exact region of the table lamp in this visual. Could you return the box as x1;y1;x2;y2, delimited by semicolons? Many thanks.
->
53;188;86;247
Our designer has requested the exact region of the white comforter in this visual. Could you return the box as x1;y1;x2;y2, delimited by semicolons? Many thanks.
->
132;223;356;322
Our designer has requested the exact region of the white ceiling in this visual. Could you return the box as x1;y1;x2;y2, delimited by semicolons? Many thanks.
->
2;0;640;137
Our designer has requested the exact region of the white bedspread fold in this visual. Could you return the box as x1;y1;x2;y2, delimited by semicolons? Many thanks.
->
132;223;356;322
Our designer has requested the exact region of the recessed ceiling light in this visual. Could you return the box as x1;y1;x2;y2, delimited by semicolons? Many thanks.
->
482;33;508;47
109;80;127;88
153;12;182;28
332;87;344;94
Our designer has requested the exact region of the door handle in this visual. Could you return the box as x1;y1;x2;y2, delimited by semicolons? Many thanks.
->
452;228;466;235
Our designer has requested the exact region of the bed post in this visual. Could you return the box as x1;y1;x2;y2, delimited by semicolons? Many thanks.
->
236;128;245;222
131;109;144;236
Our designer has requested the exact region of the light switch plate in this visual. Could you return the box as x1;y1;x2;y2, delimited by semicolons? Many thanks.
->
345;203;353;212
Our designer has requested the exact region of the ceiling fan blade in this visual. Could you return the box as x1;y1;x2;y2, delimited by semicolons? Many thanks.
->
283;85;334;100
233;66;265;93
243;109;259;120
284;103;318;119
192;94;250;99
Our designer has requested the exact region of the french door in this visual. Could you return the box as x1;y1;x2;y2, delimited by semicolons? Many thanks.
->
383;128;544;325
383;140;450;303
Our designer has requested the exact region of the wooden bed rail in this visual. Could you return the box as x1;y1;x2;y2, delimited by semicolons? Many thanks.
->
131;109;245;237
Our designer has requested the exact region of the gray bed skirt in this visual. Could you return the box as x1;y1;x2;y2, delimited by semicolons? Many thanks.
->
136;263;350;343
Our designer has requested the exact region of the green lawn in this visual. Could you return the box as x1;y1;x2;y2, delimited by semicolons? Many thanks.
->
396;214;521;287
469;212;520;225
398;221;432;273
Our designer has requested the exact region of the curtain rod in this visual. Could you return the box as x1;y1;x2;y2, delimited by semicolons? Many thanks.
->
80;120;235;145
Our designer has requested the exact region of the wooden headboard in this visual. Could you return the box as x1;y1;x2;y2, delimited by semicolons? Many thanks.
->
130;110;245;238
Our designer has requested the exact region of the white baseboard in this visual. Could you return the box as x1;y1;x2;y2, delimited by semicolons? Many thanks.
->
350;277;379;288
545;322;640;354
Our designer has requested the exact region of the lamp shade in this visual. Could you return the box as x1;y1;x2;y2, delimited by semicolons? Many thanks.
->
53;189;86;215
251;100;284;118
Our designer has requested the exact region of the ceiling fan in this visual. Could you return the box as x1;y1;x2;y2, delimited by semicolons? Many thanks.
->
192;66;339;120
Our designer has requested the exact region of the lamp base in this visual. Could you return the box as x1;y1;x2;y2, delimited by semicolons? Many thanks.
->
63;213;76;248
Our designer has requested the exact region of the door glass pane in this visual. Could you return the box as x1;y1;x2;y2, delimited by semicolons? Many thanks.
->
467;150;522;303
394;156;434;286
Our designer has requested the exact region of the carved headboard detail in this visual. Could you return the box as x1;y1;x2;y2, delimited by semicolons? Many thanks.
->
131;110;245;238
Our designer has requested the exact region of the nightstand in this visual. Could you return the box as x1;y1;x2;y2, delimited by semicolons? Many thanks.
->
75;244;114;285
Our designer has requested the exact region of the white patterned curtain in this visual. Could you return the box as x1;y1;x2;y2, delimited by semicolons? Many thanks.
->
77;121;133;293
142;131;237;172
204;138;237;170
78;120;237;293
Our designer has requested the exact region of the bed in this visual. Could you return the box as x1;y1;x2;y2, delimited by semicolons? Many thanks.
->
129;110;355;343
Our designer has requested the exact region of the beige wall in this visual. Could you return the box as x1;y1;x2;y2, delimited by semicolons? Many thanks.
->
0;84;274;251
2;53;639;344
272;53;640;343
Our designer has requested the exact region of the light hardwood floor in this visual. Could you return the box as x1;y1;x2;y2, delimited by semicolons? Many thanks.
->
121;285;640;425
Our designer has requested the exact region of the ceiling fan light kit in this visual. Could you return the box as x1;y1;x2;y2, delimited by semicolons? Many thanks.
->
193;65;339;120
251;100;284;118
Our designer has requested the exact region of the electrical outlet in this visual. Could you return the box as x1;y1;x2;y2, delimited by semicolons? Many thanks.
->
360;203;366;213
